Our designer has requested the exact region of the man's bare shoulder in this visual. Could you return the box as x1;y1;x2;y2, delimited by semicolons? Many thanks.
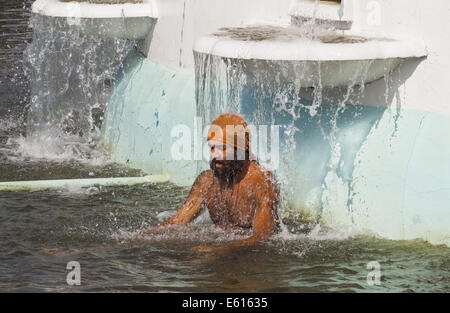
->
187;170;214;195
246;161;278;187
195;170;214;185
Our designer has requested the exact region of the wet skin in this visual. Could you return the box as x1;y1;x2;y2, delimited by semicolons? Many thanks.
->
160;143;280;253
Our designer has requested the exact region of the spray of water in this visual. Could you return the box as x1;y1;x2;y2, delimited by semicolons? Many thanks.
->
12;14;136;163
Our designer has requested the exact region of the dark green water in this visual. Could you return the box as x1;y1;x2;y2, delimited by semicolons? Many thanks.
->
0;0;448;293
0;180;449;292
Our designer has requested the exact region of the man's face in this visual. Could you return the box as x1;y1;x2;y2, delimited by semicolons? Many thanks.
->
209;142;244;177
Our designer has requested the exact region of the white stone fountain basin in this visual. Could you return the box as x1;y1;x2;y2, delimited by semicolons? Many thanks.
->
193;25;428;87
31;0;158;40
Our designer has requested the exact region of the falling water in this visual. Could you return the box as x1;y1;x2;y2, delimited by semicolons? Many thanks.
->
16;13;135;161
179;0;187;68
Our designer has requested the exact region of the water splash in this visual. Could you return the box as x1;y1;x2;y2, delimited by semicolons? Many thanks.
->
179;0;186;68
113;224;249;245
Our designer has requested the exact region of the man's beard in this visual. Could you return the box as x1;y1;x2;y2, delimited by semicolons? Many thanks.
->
210;158;246;181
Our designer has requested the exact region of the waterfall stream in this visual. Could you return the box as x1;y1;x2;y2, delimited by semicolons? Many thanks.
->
16;13;135;161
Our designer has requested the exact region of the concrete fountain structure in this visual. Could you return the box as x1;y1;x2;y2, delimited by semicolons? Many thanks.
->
30;0;450;246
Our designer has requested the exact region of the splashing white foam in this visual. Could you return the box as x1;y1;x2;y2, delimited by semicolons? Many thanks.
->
273;223;360;243
306;224;360;241
6;132;111;166
0;117;21;132
113;224;249;245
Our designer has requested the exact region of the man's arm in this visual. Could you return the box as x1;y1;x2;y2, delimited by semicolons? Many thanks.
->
160;171;209;227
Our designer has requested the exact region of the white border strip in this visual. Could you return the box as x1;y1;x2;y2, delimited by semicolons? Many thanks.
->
0;174;170;192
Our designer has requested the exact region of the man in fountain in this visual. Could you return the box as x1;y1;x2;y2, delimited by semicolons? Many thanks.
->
42;114;280;256
160;114;280;253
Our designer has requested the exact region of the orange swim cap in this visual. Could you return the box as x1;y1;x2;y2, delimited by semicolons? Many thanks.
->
207;114;250;152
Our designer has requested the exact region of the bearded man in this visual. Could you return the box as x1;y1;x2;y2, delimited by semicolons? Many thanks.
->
161;114;280;252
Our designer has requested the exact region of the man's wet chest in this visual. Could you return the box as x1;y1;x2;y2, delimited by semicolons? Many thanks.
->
204;182;257;226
